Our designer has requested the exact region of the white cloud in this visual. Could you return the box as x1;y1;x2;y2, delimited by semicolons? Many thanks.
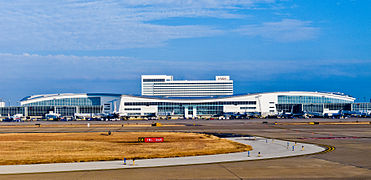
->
0;53;369;82
0;0;279;51
235;19;319;42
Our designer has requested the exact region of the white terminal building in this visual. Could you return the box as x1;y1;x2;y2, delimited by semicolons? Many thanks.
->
119;91;356;118
141;75;233;97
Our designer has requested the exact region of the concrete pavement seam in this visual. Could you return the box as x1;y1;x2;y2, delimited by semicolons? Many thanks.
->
218;164;243;180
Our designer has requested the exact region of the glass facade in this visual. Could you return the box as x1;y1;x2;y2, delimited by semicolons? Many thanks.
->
352;103;371;112
157;103;224;116
276;104;302;113
277;103;352;113
278;95;353;104
0;107;25;116
79;106;103;114
56;106;77;116
303;104;323;113
22;97;101;106
324;103;351;111
28;106;54;116
0;105;103;117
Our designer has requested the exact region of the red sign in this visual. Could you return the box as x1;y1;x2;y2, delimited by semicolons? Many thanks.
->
138;137;164;143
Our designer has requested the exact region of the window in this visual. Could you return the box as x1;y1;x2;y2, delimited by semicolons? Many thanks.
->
143;79;165;82
23;97;101;106
124;108;141;111
240;107;256;109
127;113;141;116
124;101;256;106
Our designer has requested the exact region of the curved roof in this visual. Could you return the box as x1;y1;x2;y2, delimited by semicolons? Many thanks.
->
20;93;121;102
122;91;355;101
19;91;355;104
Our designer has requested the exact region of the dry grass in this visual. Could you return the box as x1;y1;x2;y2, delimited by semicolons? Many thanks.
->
0;124;184;128
0;132;251;165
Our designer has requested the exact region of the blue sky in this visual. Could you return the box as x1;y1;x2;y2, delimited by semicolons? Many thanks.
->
0;0;370;104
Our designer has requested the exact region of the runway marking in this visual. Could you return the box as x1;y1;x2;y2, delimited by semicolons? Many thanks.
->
298;136;363;140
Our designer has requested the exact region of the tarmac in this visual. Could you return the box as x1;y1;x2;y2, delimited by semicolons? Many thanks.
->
1;119;370;179
0;136;325;174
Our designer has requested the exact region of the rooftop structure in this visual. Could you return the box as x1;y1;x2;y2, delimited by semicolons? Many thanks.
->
141;75;233;97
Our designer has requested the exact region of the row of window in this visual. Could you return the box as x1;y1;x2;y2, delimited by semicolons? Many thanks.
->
158;106;224;115
352;103;371;112
152;83;233;85
124;101;256;106
144;92;233;95
0;106;103;116
124;108;141;111
144;88;233;91
142;79;166;82
240;107;256;109
278;95;353;104
127;113;141;116
22;97;101;106
150;86;233;88
151;91;233;93
276;103;353;113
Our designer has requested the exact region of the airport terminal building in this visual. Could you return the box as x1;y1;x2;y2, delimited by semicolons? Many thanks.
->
0;91;369;120
0;75;370;120
0;93;121;118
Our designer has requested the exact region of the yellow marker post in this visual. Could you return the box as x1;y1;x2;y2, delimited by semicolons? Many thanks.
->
133;159;135;166
301;146;304;151
258;152;261;157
